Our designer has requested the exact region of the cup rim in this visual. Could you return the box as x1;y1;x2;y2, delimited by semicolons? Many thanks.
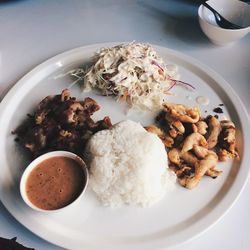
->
198;2;250;32
20;150;89;212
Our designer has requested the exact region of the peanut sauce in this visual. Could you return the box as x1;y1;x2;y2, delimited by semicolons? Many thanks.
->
26;156;86;210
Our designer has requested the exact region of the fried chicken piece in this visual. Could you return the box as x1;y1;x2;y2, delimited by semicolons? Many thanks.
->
178;152;218;189
81;97;100;115
193;144;209;159
181;132;207;154
175;164;194;179
181;151;197;166
218;120;239;161
35;95;57;124
205;167;222;178
94;116;112;131
145;124;174;148
192;147;221;178
206;116;221;149
192;121;208;135
162;103;200;123
34;90;71;125
168;144;221;181
168;148;182;166
169;120;185;138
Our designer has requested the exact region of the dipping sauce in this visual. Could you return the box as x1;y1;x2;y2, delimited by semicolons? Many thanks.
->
25;156;86;210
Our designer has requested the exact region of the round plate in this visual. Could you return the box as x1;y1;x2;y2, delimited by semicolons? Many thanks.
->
0;43;249;250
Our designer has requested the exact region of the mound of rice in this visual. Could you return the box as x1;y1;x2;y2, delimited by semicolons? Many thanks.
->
86;120;176;207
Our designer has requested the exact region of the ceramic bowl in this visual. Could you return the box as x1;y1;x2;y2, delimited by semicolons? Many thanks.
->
20;151;89;212
198;0;250;46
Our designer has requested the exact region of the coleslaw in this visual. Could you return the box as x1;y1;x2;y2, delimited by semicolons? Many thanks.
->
83;42;180;111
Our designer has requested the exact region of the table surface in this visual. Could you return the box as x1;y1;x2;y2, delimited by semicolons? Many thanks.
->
0;0;249;249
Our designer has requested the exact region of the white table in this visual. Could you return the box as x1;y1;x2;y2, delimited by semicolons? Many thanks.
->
0;0;249;249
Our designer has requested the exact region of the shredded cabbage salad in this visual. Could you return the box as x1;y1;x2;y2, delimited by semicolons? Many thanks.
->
83;42;180;111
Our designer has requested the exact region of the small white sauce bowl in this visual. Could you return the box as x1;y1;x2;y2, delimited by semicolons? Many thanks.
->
20;151;89;212
198;0;250;46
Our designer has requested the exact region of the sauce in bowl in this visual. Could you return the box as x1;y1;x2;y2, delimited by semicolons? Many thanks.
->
20;151;88;211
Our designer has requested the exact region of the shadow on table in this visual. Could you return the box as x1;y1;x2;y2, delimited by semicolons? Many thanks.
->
0;200;64;249
139;0;209;46
0;0;25;4
173;0;205;4
171;15;208;45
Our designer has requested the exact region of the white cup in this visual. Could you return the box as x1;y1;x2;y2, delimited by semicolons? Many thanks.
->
20;151;89;212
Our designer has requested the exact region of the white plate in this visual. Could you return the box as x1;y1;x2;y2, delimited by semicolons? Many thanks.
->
0;43;250;250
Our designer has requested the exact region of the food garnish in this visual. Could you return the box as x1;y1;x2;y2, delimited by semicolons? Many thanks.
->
166;79;195;92
82;42;181;111
13;89;112;159
146;102;239;189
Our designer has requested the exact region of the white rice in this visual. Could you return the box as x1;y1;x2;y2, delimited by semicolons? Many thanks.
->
86;120;176;207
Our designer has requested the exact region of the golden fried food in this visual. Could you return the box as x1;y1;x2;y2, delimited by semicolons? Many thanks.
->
147;102;239;189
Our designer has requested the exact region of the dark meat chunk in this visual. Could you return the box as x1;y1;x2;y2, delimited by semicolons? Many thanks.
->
13;89;112;159
213;107;223;114
81;97;100;115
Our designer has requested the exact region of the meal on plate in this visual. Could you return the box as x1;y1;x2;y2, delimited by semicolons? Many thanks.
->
14;90;176;208
81;42;184;111
13;89;112;159
13;42;240;210
146;103;239;189
86;120;176;207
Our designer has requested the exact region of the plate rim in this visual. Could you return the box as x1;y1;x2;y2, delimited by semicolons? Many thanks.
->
0;42;250;250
